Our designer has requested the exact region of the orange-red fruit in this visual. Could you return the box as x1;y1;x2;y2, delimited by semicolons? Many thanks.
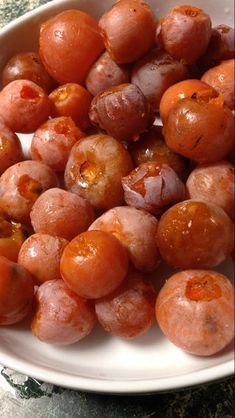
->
186;161;235;220
156;200;234;269
157;5;212;64
32;279;96;345
31;116;84;172
30;188;94;241
156;270;234;356
163;96;234;163
18;233;68;285
64;134;133;211
0;118;23;175
159;79;217;122
0;160;59;224
95;272;156;339
201;60;235;110
99;0;156;64
0;256;34;325
49;83;93;131
0;80;51;133
60;230;129;299
89;206;161;272
39;10;104;84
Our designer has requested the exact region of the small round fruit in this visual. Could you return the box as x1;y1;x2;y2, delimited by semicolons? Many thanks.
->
159;79;217;122
95;272;156;339
156;270;234;356
156;200;234;269
89;206;160;272
0;160;59;224
30;188;94;241
0;118;23;175
64;134;133;211
122;162;185;215
31;116;84;171
49;83;93;131
0;256;34;325
32;279;96;345
99;0;156;64
18;233;68;284
131;49;188;112
201;59;235;110
2;52;56;92
157;5;212;64
89;83;152;142
60;230;129;299
85;51;130;96
39;10;104;84
163;96;234;163
186;161;234;220
0;80;51;133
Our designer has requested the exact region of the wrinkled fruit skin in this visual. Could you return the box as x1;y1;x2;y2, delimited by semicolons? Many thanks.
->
89;83;153;142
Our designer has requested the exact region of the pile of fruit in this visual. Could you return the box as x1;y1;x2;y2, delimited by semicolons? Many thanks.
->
0;0;234;357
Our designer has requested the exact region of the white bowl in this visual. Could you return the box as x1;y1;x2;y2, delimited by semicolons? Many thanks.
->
0;0;234;394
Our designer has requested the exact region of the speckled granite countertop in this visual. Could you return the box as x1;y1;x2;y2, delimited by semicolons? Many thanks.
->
0;1;234;417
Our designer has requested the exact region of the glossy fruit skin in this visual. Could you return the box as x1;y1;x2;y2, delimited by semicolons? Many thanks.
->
64;134;133;211
122;162;185;215
99;0;156;64
156;270;234;356
18;233;68;285
32;279;96;345
89;83;152;142
2;52;56;93
131;49;188;112
0;80;51;133
201;60;235;110
95;271;156;339
129;126;188;181
89;206;161;272
156;200;234;269
0;160;59;224
163;96;234;163
0;215;28;262
159;79;217;123
31;117;84;172
30;188;94;241
157;5;212;64
186;161;235;220
198;25;235;72
0;256;34;325
49;83;93;131
0;118;23;175
39;10;104;84
85;51;130;96
60;230;128;299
